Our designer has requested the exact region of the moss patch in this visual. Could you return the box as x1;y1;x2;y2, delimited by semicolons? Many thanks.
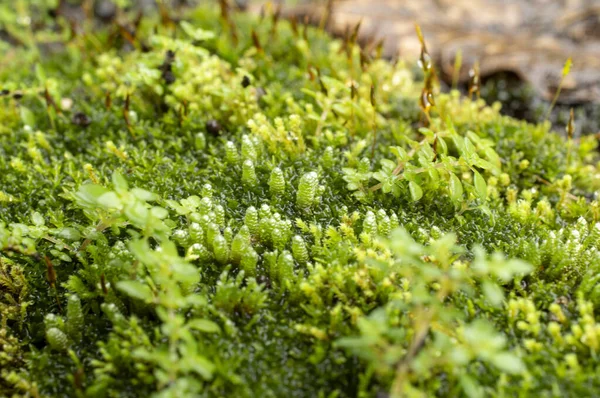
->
2;3;600;397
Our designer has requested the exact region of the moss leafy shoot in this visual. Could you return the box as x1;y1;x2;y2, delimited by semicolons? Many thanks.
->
2;2;600;397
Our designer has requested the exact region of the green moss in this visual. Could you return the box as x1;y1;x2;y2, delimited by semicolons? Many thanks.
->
2;3;600;397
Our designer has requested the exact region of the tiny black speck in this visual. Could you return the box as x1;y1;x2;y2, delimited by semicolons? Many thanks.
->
72;112;92;127
241;75;251;88
206;119;221;136
162;70;176;84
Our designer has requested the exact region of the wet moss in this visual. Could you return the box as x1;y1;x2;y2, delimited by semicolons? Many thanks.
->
1;3;600;398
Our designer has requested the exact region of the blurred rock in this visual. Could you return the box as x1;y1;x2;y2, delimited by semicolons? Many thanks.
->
94;0;117;22
267;0;600;104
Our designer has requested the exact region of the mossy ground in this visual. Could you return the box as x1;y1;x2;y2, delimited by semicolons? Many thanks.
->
1;3;600;398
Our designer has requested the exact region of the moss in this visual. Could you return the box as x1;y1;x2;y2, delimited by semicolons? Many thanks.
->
1;2;600;397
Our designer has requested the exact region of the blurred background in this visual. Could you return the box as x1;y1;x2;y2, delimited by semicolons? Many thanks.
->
1;0;599;133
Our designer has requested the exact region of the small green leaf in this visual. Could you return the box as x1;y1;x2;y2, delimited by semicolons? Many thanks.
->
184;195;202;209
185;295;208;308
473;158;494;171
97;192;122;209
436;136;448;155
380;159;396;172
128;239;157;266
187;355;215;379
131;188;157;202
187;319;221;334
452;135;465;153
391;146;408;162
482;281;504;307
408;181;423;202
20;106;35;127
31;212;45;226
112;172;129;193
180;21;216;41
464;137;476;156
74;184;110;208
35;63;46;83
483;147;501;170
57;227;81;241
151;206;169;219
116;280;153;302
460;375;484;398
449;172;463;202
166;199;187;215
490;352;526;374
495;258;533;281
427;167;439;183
473;170;487;201
466;131;482;145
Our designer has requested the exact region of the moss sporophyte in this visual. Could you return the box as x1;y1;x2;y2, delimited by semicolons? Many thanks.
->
1;2;600;397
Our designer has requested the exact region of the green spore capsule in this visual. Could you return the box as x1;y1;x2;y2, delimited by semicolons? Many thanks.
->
378;215;391;236
376;209;387;224
207;211;217;225
277;250;295;283
250;135;262;157
296;171;319;208
101;303;127;330
265;250;279;282
390;212;399;230
269;167;285;197
282;219;293;242
66;295;83;342
259;204;271;219
46;327;69;351
430;226;443;240
240;245;259;276
315;185;325;206
187;243;212;262
224;226;233;244
415;228;429;243
258;217;272;245
241;134;257;161
291;235;309;264
358;157;371;174
363;211;378;235
206;222;221;251
272;228;287;251
586;223;600;249
323;146;335;169
225;141;239;164
189;222;204;244
189;211;202;224
231;226;250;264
199;197;212;215
244;206;259;236
242;159;257;187
172;229;189;245
575;217;588;237
104;290;127;318
214;204;225;227
201;183;213;198
44;313;64;330
213;234;229;264
195;132;206;150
